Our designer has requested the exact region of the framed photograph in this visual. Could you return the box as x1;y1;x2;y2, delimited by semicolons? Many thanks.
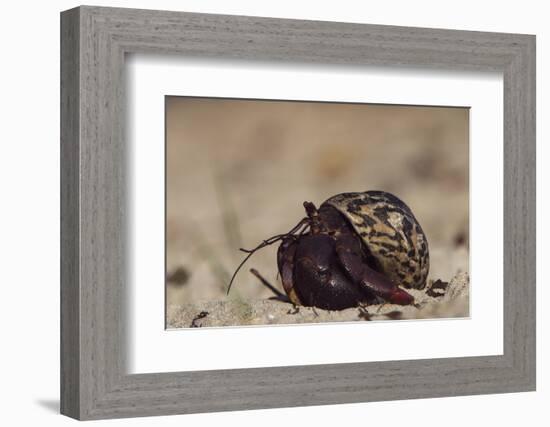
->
60;6;535;420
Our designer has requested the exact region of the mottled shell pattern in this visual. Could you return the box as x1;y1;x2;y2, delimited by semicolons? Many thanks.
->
324;191;429;290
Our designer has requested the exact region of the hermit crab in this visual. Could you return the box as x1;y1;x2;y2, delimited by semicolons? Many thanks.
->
227;191;429;310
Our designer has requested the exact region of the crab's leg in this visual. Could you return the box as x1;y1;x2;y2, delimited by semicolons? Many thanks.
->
334;233;414;305
249;268;290;303
277;238;302;306
292;234;369;310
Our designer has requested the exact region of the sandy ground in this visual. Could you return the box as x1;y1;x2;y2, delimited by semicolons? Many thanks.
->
165;98;469;328
167;272;469;328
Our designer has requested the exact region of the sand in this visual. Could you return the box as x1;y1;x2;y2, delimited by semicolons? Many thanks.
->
167;272;469;328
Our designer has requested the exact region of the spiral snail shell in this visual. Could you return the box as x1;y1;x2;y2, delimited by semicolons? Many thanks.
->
324;191;429;290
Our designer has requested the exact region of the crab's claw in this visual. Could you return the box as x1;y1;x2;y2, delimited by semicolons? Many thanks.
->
334;232;415;306
387;286;415;305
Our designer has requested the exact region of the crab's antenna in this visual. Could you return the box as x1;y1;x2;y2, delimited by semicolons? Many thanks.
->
226;217;309;295
238;233;290;254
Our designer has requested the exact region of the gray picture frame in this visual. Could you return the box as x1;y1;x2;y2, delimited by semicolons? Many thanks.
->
60;5;536;420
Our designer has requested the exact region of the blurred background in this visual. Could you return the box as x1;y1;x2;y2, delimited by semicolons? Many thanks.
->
166;97;469;312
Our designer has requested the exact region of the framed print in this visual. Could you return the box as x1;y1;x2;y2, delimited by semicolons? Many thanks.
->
60;6;535;420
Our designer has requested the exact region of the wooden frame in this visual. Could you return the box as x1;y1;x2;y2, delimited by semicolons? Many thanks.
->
60;5;536;420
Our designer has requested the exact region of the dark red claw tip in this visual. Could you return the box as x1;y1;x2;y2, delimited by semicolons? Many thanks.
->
390;288;415;305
